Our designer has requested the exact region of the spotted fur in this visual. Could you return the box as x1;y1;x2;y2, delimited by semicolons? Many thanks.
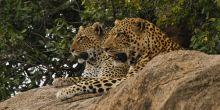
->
53;22;129;100
103;17;182;77
54;17;182;100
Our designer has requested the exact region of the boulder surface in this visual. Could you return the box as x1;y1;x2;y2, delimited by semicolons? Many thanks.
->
0;50;220;110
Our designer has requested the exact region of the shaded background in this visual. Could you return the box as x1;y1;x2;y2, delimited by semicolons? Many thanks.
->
0;0;220;101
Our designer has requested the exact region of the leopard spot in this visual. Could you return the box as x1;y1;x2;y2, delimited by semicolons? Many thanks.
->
111;80;117;83
83;86;86;89
103;80;108;83
89;85;93;89
93;81;100;84
104;83;112;86
106;88;111;91
98;88;104;92
95;84;102;87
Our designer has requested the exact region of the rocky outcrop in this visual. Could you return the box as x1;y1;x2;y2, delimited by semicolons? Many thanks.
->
0;50;220;110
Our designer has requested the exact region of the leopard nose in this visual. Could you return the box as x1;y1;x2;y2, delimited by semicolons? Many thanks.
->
70;48;74;52
115;53;127;62
79;52;89;60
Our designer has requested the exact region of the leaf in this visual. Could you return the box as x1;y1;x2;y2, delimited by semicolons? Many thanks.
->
38;40;45;45
216;26;220;32
209;18;216;22
17;35;24;40
21;29;27;33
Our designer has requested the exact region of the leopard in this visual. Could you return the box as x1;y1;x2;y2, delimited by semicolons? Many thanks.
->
53;22;129;100
54;17;182;100
103;17;183;78
70;22;129;78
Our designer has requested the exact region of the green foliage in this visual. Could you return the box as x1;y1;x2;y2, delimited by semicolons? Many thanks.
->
153;0;220;53
80;0;157;24
81;0;220;53
0;0;84;101
1;0;220;102
191;18;220;54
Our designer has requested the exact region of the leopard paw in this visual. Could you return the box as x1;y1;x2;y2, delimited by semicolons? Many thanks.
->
56;88;75;100
52;78;72;88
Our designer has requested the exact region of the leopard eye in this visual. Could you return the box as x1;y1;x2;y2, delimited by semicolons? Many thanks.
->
78;36;85;43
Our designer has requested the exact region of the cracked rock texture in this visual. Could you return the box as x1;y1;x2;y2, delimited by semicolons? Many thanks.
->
0;50;220;110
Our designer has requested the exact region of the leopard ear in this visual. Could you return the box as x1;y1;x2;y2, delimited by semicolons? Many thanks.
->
79;26;84;31
114;19;120;25
136;21;145;31
92;22;104;35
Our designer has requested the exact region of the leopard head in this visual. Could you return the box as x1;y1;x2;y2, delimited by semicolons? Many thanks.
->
103;18;148;65
71;22;104;63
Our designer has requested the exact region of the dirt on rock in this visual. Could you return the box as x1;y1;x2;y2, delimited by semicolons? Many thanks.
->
0;50;220;110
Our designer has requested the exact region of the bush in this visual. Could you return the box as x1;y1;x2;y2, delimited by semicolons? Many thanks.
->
1;0;220;101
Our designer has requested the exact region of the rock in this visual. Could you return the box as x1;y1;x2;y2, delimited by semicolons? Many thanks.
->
0;50;220;110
